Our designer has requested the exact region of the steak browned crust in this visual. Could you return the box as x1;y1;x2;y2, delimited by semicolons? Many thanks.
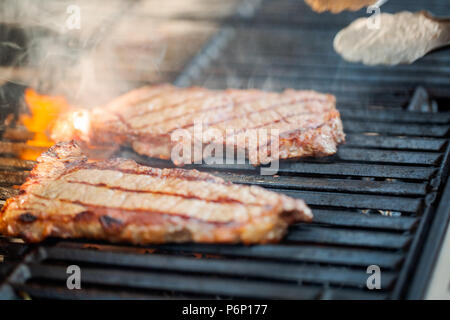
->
0;141;313;244
52;84;345;165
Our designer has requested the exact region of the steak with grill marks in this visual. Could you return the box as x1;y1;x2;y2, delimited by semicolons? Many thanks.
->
0;141;313;244
52;84;345;165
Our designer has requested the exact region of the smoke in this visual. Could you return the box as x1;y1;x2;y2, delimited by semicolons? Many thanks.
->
0;0;168;107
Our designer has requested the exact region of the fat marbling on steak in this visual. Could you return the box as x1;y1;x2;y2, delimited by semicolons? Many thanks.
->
52;84;345;165
0;141;313;244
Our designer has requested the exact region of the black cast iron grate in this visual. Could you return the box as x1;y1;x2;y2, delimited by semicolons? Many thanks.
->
1;0;450;300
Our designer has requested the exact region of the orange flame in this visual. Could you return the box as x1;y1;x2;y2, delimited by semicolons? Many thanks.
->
20;89;71;160
19;88;102;160
21;88;70;146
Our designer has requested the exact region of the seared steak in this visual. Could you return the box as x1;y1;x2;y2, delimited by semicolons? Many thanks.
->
0;141;313;244
52;84;345;165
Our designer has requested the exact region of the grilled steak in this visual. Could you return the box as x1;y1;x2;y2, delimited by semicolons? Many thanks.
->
52;84;345;165
0;141;313;244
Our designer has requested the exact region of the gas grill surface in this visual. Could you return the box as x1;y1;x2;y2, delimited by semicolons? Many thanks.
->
1;0;450;300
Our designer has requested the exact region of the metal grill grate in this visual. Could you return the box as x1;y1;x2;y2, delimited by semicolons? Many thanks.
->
177;0;450;110
0;0;450;300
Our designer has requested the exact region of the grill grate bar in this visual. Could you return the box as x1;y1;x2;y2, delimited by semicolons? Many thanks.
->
319;288;388;300
344;135;446;151
272;163;436;180
222;29;450;63
0;186;18;200
56;241;404;269
40;247;397;288
22;264;323;299
336;147;442;165
311;210;418;231
10;283;177;300
0;240;28;262
286;226;411;249
193;79;449;108
339;109;450;125
207;62;450;84
216;58;450;76
342;121;449;138
124;150;437;180
195;75;434;95
206;64;450;87
213;172;428;196
279;190;422;212
190;80;412;107
0;157;35;170
0;170;29;186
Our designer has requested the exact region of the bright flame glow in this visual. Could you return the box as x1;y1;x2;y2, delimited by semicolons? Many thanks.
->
20;89;71;160
50;109;91;143
73;110;91;137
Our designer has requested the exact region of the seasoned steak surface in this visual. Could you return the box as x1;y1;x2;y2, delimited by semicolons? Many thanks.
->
0;141;312;244
53;84;345;165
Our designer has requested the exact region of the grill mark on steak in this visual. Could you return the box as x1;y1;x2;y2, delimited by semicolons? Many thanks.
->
112;110;133;130
128;94;264;130
18;212;38;223
64;179;267;207
113;87;208;119
130;99;327;148
231;112;335;136
107;85;177;112
128;96;327;139
81;205;240;227
127;89;327;132
27;182;272;223
20;196;240;227
123;91;215;120
256;119;339;155
87;205;239;227
220;112;325;153
209;98;331;129
127;87;274;122
113;107;335;159
99;215;124;232
81;162;225;183
0;141;312;244
224;112;313;137
105;86;182;130
166;97;328;134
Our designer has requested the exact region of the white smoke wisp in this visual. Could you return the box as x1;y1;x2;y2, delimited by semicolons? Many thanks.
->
0;0;169;108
